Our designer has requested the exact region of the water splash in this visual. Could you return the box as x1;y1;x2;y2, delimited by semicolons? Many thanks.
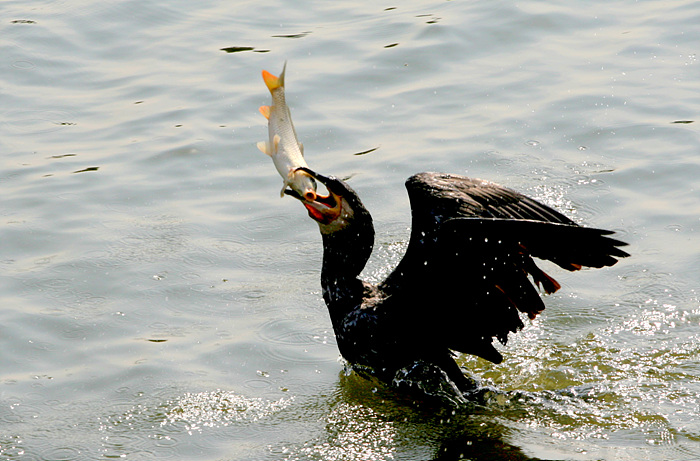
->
162;389;293;434
98;390;293;459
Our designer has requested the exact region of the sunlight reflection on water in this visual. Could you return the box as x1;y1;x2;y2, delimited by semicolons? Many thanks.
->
1;0;700;460
285;403;396;461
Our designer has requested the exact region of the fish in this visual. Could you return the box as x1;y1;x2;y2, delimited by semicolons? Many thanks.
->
257;62;317;201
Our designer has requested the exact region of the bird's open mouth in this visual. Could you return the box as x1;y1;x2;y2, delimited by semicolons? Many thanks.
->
284;168;342;224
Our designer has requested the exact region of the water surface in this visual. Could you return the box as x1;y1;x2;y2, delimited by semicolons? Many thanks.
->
2;1;699;460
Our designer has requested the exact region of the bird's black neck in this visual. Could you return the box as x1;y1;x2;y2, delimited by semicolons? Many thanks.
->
319;223;374;319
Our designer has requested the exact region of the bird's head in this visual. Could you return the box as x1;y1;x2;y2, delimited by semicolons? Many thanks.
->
284;167;371;235
284;167;374;279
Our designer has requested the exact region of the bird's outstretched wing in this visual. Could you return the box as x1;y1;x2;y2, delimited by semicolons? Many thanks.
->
379;172;629;363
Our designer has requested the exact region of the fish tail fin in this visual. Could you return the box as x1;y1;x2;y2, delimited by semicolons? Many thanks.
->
259;105;271;119
261;61;287;91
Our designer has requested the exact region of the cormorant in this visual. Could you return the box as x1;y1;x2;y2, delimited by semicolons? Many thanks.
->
284;168;629;403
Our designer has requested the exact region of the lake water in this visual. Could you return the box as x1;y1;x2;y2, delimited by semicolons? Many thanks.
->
1;1;699;460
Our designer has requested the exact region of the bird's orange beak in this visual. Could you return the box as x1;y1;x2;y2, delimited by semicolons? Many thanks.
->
284;168;343;224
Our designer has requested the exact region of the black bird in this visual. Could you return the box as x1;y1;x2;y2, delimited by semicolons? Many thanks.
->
284;168;629;403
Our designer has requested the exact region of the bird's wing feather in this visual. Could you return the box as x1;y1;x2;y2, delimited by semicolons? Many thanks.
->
378;172;628;363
